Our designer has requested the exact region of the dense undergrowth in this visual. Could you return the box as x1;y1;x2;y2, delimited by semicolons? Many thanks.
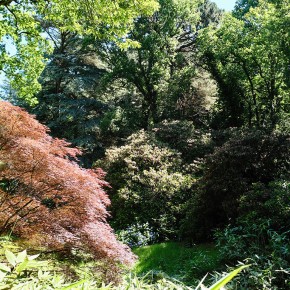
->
4;235;288;290
0;237;250;290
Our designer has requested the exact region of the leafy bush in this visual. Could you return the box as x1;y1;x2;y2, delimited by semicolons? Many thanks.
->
154;120;213;163
180;129;290;242
117;223;156;248
215;180;290;259
214;181;290;289
213;240;290;289
238;181;290;233
0;244;94;290
96;130;195;241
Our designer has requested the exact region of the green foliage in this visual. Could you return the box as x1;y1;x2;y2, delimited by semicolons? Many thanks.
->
1;1;289;289
238;181;290;233
0;236;123;289
0;238;249;290
207;264;250;290
98;102;143;148
154;120;213;163
215;229;290;289
199;0;290;128
233;0;259;18
96;130;195;240
116;223;155;248
98;0;206;129
198;0;224;29
0;243;92;289
0;0;158;105
214;180;290;289
34;32;107;166
180;129;290;242
118;266;249;290
215;181;290;259
0;3;51;105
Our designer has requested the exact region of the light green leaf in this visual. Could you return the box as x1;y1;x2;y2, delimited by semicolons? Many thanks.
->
59;279;86;289
27;254;40;261
15;260;29;274
195;274;208;290
0;271;7;283
5;250;16;267
0;263;10;272
16;250;27;263
209;265;250;290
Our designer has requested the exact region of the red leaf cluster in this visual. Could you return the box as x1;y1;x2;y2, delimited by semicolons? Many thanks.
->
0;101;135;265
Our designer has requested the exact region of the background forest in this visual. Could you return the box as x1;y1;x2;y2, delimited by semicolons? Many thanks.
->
0;0;289;289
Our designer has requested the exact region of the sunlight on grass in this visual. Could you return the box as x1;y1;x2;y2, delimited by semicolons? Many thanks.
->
133;242;221;283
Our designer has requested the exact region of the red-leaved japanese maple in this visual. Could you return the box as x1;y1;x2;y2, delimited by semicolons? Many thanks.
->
0;101;135;265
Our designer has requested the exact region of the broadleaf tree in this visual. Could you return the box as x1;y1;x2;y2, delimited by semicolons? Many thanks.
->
0;0;159;105
0;100;135;265
199;0;290;128
97;0;204;129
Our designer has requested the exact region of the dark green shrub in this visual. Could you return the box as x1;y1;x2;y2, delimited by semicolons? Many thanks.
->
214;180;290;289
180;130;290;242
238;181;290;233
154;120;213;163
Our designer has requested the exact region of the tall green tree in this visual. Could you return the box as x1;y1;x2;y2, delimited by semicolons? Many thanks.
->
98;0;203;129
198;0;224;29
199;0;289;128
0;0;158;105
233;0;259;18
34;29;107;166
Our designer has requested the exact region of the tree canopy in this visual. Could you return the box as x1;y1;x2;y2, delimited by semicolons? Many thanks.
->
199;0;289;127
0;0;158;105
97;0;216;129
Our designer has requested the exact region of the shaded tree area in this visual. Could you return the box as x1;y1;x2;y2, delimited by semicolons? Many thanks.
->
199;0;289;128
34;27;108;167
181;129;290;242
91;0;221;131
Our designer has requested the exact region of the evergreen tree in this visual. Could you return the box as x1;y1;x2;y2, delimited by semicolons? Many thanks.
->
34;30;107;166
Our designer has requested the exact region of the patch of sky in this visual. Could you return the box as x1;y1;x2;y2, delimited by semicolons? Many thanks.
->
213;0;236;11
0;36;17;89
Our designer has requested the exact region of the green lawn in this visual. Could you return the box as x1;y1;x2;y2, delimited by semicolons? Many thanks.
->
133;242;222;283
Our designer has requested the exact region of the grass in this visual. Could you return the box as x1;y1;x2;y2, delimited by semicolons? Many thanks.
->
133;242;222;284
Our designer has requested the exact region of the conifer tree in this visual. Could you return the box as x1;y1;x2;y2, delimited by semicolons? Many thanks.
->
34;29;107;166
